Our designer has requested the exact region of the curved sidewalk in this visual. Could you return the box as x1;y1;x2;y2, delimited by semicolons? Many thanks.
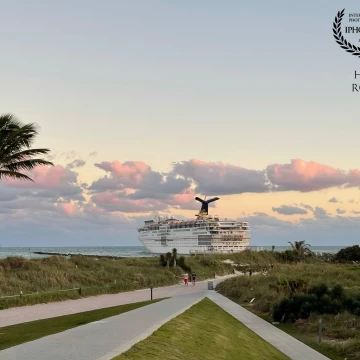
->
0;292;206;360
0;276;232;327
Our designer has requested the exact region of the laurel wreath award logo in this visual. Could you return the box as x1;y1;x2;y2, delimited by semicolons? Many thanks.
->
333;9;360;58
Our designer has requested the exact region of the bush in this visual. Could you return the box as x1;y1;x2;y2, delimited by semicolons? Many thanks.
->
335;245;360;263
1;257;29;270
177;256;191;272
310;283;328;298
275;250;302;263
274;283;350;322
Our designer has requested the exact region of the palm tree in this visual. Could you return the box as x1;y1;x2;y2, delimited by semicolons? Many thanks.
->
165;252;172;268
0;114;53;181
172;248;177;267
288;241;311;256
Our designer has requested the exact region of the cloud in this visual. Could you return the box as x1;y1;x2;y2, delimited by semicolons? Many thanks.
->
242;211;360;246
328;197;339;203
4;156;360;246
272;205;308;215
266;159;349;192
3;165;84;200
336;208;346;215
89;160;196;212
313;206;329;219
88;157;360;214
89;152;97;157
91;192;170;213
299;203;314;211
245;212;294;228
172;159;269;195
66;159;86;169
0;164;86;225
171;158;360;196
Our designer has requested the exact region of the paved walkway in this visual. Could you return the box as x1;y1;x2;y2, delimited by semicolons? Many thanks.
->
0;276;231;327
0;292;206;360
208;292;330;360
0;279;330;360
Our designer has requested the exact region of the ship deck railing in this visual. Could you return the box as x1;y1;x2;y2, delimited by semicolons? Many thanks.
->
189;246;264;256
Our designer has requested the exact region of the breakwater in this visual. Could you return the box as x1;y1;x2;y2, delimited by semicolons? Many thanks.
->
32;251;125;259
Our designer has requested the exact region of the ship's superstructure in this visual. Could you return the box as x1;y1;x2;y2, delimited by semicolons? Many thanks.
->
137;197;250;255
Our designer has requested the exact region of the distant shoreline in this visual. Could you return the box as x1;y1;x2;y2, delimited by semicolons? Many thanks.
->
0;245;347;260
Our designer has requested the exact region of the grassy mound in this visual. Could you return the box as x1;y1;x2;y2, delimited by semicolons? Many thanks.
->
113;297;289;360
0;254;234;309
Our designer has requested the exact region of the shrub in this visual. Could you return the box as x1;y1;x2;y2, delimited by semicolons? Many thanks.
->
335;245;360;263
275;250;302;263
1;257;29;270
310;283;328;298
177;256;191;272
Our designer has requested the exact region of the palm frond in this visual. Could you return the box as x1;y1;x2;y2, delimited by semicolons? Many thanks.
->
0;123;39;151
0;170;33;181
0;113;53;182
1;148;52;164
3;159;54;172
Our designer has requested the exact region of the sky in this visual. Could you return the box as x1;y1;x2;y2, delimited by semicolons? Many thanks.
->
1;0;360;246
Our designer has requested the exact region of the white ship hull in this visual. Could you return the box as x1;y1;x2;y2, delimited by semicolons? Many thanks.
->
137;196;251;255
138;223;250;255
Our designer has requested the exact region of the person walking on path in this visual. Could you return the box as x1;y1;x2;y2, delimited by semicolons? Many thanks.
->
191;272;197;286
183;273;189;286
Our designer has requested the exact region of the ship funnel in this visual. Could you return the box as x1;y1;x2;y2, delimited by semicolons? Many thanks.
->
195;196;219;215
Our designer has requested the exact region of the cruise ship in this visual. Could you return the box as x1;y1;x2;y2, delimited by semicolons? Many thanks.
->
137;197;250;255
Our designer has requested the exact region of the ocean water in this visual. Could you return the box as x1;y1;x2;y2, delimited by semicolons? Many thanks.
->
0;245;347;259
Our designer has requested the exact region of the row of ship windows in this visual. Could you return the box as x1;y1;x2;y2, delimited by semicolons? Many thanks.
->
140;226;248;232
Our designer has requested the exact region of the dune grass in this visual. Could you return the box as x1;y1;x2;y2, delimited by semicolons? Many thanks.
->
113;297;289;360
217;263;360;360
0;298;165;351
0;252;271;309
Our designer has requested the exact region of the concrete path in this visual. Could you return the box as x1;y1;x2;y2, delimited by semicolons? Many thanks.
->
208;292;330;360
0;292;206;360
0;276;231;327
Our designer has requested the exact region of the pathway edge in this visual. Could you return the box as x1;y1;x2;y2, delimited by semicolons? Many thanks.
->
96;292;206;360
207;292;330;360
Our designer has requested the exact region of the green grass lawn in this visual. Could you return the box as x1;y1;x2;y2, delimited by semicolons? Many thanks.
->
113;298;290;360
0;298;165;350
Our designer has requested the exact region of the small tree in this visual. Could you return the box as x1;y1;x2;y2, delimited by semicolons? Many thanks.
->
288;241;311;256
159;254;166;267
0;114;53;181
165;252;172;268
172;248;177;267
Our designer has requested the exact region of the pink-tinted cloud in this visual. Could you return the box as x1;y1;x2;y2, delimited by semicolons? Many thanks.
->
172;158;360;195
0;164;85;207
91;161;151;190
266;159;348;192
5;165;69;188
89;161;192;205
61;202;76;215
